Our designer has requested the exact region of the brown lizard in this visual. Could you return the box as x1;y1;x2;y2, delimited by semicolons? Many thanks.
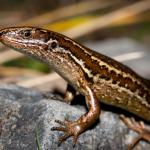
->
0;27;150;148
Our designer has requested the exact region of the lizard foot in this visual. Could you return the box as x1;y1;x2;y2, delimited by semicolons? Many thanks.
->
120;115;150;150
51;119;83;146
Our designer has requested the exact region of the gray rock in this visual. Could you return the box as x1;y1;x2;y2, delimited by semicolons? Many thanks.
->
0;84;150;150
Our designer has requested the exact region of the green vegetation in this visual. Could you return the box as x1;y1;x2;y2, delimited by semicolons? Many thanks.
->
4;57;50;73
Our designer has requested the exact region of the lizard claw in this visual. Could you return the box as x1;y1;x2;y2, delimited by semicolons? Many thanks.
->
51;119;82;146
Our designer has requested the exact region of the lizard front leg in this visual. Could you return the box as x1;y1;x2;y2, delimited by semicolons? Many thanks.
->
64;84;77;104
51;80;101;145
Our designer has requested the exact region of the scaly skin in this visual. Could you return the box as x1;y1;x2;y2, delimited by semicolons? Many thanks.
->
0;27;150;147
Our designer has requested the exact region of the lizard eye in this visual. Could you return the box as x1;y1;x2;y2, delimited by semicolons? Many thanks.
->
20;30;31;38
24;30;31;37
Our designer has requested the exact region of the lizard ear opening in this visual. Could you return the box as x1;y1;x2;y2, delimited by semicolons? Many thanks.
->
49;41;58;49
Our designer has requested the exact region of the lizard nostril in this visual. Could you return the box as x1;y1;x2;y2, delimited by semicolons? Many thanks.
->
0;30;7;41
0;30;5;37
0;32;4;40
0;31;3;37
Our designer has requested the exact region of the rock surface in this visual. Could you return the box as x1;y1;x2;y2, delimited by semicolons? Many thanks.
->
0;84;150;150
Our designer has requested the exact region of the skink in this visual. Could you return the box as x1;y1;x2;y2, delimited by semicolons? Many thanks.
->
0;27;150;146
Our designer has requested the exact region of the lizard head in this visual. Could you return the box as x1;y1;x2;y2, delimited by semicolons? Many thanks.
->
0;27;71;65
0;27;83;79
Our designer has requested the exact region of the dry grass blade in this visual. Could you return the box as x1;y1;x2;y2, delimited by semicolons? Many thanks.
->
0;0;117;64
1;1;149;64
0;66;44;77
19;0;117;26
0;66;45;85
17;73;60;87
0;49;23;64
16;73;66;92
63;0;150;38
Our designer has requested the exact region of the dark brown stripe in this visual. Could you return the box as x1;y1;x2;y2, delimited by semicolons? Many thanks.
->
48;31;150;103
